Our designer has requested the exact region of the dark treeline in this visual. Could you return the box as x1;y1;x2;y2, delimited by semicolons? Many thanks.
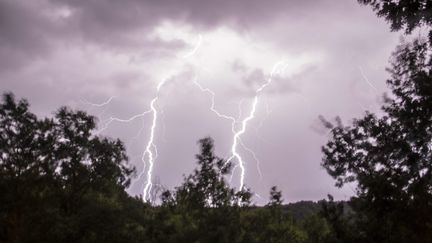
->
0;91;339;243
0;92;338;242
1;1;432;242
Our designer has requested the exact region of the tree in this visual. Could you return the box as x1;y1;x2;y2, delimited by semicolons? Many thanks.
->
0;93;55;243
318;196;355;243
0;93;139;243
322;39;432;242
171;137;250;209
268;186;283;207
1;93;345;242
158;137;252;242
358;0;432;41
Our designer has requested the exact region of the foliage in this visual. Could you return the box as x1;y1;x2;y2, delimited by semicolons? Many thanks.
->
282;201;322;221
0;94;335;242
0;93;143;242
322;39;432;242
358;0;432;42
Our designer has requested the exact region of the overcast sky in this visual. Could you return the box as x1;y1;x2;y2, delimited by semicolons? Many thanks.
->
0;0;401;203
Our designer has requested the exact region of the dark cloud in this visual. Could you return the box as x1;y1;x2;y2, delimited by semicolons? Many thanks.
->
233;64;316;96
0;0;338;68
49;0;316;32
0;0;188;71
0;0;55;71
0;0;394;71
0;0;401;203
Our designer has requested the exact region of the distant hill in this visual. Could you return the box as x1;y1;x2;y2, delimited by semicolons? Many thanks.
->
282;201;322;220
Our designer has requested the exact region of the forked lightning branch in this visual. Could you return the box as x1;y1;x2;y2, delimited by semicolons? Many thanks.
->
83;35;289;202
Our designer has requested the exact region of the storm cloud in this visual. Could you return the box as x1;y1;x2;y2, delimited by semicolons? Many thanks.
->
0;0;401;203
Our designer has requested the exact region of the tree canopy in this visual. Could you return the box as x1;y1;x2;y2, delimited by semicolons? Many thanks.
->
359;1;432;32
359;0;432;43
0;93;144;242
322;39;432;242
0;93;334;242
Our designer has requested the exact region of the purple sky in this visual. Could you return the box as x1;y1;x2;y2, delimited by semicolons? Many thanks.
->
0;0;401;203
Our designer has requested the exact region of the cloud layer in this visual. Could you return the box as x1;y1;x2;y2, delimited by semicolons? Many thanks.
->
0;0;400;203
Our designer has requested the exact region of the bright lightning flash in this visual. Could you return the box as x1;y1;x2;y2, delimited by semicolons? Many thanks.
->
82;85;164;202
194;60;288;190
140;79;167;201
81;96;116;107
82;31;289;202
227;61;288;190
82;34;203;203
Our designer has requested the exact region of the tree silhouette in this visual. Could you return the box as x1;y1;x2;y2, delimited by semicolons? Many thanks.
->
322;39;432;242
358;0;432;43
171;137;251;208
0;94;356;242
0;93;141;242
157;137;253;242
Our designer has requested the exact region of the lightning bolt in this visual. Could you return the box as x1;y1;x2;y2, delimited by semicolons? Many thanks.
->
358;66;378;92
356;66;380;112
192;78;237;124
194;60;288;190
97;110;152;134
87;34;203;202
80;96;152;137
227;61;288;190
140;79;168;201
239;138;262;180
141;35;204;201
82;92;159;202
182;34;203;58
80;96;117;121
82;31;290;202
81;96;116;107
80;96;150;163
